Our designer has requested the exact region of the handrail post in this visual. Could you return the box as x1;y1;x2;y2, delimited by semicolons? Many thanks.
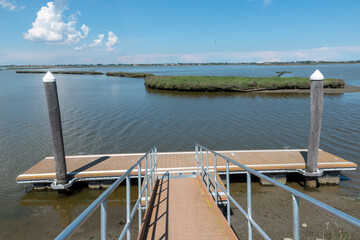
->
149;154;152;198
101;198;107;240
195;145;199;174
200;147;203;178
226;160;230;225
155;148;157;181
214;154;218;205
206;150;209;192
145;156;148;211
247;171;252;240
292;195;300;240
151;150;154;189
138;163;142;233
126;175;131;240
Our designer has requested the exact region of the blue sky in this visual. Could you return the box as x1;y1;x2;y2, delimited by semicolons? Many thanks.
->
1;0;360;65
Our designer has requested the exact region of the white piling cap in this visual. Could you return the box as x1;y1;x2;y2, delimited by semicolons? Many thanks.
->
310;69;324;81
43;71;56;82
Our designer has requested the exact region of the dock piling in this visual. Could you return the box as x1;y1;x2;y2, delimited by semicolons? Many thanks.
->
305;69;324;189
43;71;68;186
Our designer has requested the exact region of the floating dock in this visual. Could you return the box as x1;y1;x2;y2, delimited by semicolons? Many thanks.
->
16;149;357;186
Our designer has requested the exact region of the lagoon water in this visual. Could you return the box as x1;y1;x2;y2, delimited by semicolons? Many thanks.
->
0;64;359;238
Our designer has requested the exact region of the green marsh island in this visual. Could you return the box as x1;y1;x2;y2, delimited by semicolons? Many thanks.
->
145;75;345;92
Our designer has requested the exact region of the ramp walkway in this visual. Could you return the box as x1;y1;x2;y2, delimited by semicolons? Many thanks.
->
138;175;236;239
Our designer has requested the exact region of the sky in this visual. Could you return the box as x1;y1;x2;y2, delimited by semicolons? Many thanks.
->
1;0;360;65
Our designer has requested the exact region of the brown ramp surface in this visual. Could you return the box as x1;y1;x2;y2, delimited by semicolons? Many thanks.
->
139;175;237;240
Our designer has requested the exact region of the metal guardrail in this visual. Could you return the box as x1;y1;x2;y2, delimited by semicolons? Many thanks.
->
55;147;158;240
195;143;360;240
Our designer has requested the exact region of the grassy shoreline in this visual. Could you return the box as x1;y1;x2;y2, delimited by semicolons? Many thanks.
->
145;76;345;92
106;72;154;78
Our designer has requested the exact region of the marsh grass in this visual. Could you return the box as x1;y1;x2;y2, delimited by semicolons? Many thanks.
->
106;72;155;78
145;76;344;92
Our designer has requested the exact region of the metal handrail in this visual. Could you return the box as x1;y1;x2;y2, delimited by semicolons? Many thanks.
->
55;147;158;240
195;143;360;240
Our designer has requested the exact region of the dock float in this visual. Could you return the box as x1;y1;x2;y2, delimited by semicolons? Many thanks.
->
16;149;357;186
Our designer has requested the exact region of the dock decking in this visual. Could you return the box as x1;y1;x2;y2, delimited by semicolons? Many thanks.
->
16;149;357;183
139;175;237;240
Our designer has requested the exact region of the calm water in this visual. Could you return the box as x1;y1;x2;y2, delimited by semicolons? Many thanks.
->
0;64;359;238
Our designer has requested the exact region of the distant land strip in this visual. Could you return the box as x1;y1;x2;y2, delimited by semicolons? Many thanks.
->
16;70;103;75
4;60;360;69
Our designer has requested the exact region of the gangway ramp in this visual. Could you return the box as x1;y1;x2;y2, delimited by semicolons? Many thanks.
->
139;175;237;240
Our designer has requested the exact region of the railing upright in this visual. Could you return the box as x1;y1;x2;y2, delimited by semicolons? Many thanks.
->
292;195;300;240
101;199;107;240
247;171;253;240
138;163;142;232
200;148;203;178
195;145;199;174
149;155;152;201
126;175;131;240
155;148;157;180
206;150;209;192
145;156;148;211
214;154;218;205
226;159;230;225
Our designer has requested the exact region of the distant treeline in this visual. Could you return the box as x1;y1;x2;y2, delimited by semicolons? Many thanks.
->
4;60;360;70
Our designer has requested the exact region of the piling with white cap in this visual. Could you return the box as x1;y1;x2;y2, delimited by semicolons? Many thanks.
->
43;71;68;186
305;69;324;189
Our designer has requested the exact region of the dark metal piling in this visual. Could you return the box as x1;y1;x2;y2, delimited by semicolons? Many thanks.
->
43;71;68;186
305;69;324;189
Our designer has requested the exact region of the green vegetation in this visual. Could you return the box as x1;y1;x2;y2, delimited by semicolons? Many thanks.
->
145;76;345;92
16;70;103;75
106;72;155;78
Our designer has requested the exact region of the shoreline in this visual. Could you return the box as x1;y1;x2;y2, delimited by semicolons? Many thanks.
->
256;84;360;94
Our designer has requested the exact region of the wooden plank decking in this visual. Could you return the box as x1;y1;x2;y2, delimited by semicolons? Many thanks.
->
16;149;357;183
139;175;237;240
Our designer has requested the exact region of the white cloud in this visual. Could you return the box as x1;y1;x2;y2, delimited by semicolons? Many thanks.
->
0;0;24;11
105;31;119;52
24;2;88;45
75;34;104;50
89;34;104;47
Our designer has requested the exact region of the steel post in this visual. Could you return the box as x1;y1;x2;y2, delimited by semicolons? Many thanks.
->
206;150;209;192
226;160;230;225
200;148;203;178
126;175;131;240
195;145;199;174
145;156;148;211
247;172;253;240
214;154;218;205
101;198;107;240
138;163;142;233
292;195;300;240
155;148;157;180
